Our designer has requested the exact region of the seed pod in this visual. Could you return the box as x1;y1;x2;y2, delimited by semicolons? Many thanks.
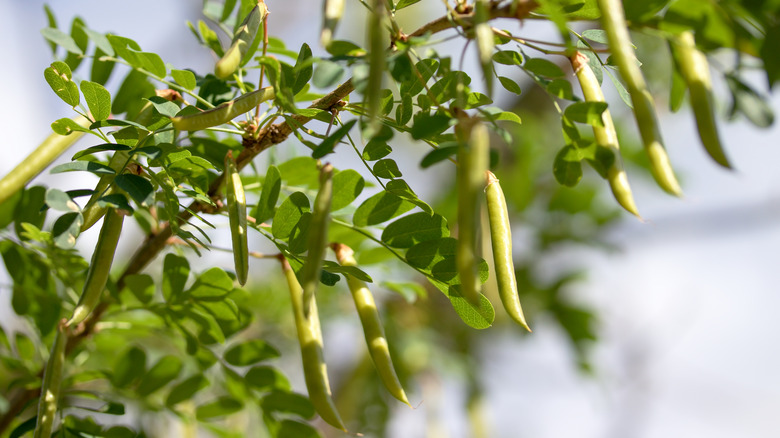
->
170;87;275;131
0;116;89;206
365;0;385;137
321;0;345;48
281;257;347;431
80;150;130;232
215;2;268;79
598;0;682;196
332;243;411;406
456;117;488;307
300;164;334;316
570;51;640;217
225;151;248;285
474;0;494;96
33;325;67;438
67;208;125;327
671;30;731;168
484;171;531;332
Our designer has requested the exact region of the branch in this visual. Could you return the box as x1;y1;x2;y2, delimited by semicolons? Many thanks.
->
0;0;538;432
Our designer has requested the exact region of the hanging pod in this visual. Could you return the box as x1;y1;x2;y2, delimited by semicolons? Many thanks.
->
215;1;268;79
300;164;334;316
33;326;68;438
225;151;248;285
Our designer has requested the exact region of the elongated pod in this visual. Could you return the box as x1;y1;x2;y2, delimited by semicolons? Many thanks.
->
672;30;731;168
215;2;268;79
365;0;386;136
300;164;334;316
225;151;248;285
170;87;275;131
571;51;640;217
67;208;125;327
0;116;89;205
484;171;531;331
332;243;411;406
456;118;488;306
281;257;347;431
33;325;67;438
598;0;682;196
321;0;345;48
80;150;130;232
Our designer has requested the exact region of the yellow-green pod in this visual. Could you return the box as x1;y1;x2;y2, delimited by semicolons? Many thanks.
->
67;208;125;327
300;164;334;316
570;51;640;217
0;116;89;205
484;171;531;332
672;30;731;168
332;243;411;406
225;151;248;285
281;257;347;431
365;0;385;136
474;0;494;96
598;0;682;196
33;326;67;438
321;0;345;48
215;2;268;79
456;118;488;307
170;87;275;131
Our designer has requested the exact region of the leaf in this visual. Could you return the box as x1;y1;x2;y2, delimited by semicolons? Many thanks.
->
124;274;155;304
278;156;320;188
196;396;244;420
395;0;422;9
727;74;775;128
171;69;197;91
498;76;523;95
272;192;311;239
312;60;344;89
46;188;80;212
136;356;183;396
293;43;314;95
372;159;403;179
224;340;280;366
363;138;393;161
401;58;439;96
381;212;448;248
429;71;471;103
163;253;190;303
51;212;83;249
278;420;321;438
411;112;451;139
564;101;608;127
385;179;433;214
420;144;458;168
260;390;315;419
253;165;282;223
51;117;91;136
44;61;79;107
40;27;83;54
353;191;415;227
72;143;131;160
188;267;233;300
524;58;565;78
331;170;365;211
553;145;584;187
547;79;574;100
492;50;523;65
80;81;111;121
114;174;155;207
50;161;115;176
445;283;495;329
396;93;413;125
166;375;210;407
312;119;357;158
112;346;146;388
581;29;609;44
245;366;291;392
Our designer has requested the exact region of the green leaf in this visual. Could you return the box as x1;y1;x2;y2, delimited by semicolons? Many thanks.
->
278;420;321;438
46;188;80;212
420;144;458;168
564;101;608;127
411;112;451;139
605;68;633;108
727;74;774;128
253;165;282;223
553;145;583;187
124;274;155;304
498;76;522;95
396;93;413;125
163;253;190;303
64;17;89;71
224;340;280;366
260;390;315;419
581;29;609;44
114;174;155;207
492;50;523;65
363;139;392;161
278;156;320;188
547;79;574;100
381;212;448;248
353;191;415;227
406;237;457;271
272;192;311;239
429;71;471;103
445;284;495;329
372;159;403;179
312;60;344;89
13;187;47;240
245;366;291;392
312;119;357;158
171;69;197;90
50;161;115;176
44;61;79;107
196;396;244;420
189;268;233;300
166;375;210;407
52;212;83;249
80;81;111;121
385;179;433;214
137;356;183;396
112;346;146;388
51;117;90;136
40;27;83;55
72;143;131;160
401;58;438;96
395;0;422;9
293;43;314;95
524;58;565;78
331;170;365;211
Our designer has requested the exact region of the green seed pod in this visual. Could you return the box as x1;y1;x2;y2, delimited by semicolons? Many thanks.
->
33;325;67;438
365;0;386;137
321;0;345;48
170;87;275;131
215;2;268;79
456;117;489;307
67;208;125;327
0;116;89;205
598;0;682;196
281;257;347;431
571;51;640;217
225;151;248;285
474;0;494;96
80;150;130;232
332;243;411;406
672;30;731;168
484;171;531;332
301;164;334;316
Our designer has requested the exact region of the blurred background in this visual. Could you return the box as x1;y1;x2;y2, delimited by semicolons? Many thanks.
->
1;1;780;437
